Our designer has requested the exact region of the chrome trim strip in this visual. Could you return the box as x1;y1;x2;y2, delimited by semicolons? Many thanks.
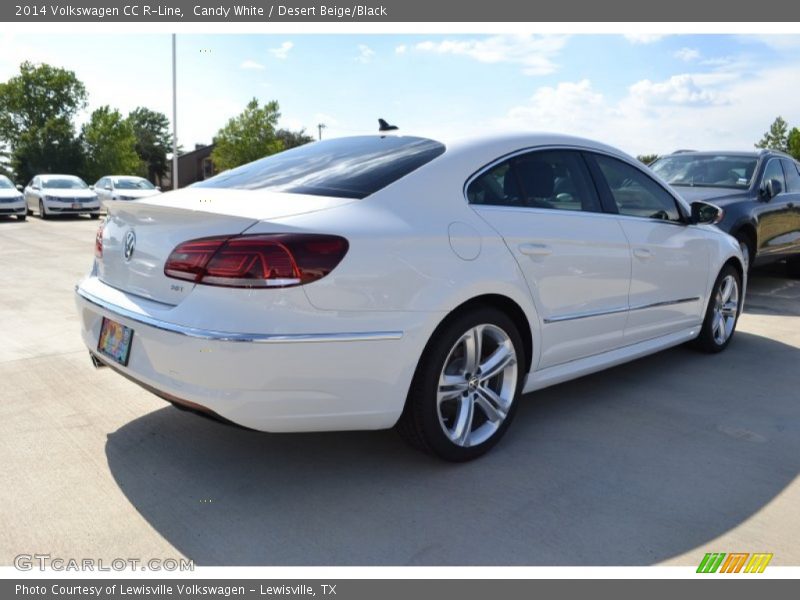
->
543;296;701;324
75;286;403;344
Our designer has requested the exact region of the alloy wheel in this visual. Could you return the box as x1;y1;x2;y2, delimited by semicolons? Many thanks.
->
712;274;739;345
436;324;518;447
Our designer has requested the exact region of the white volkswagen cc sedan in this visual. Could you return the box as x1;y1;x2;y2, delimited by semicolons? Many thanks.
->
75;133;745;460
25;174;101;219
93;175;161;209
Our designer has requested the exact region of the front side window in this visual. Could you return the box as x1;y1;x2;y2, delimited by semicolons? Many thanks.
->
762;159;786;194
592;154;681;222
467;150;602;213
195;135;445;199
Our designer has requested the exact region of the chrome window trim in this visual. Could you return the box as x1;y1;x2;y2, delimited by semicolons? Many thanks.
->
543;296;701;324
76;286;403;344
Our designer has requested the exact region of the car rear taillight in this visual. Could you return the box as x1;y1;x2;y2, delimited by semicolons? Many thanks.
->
95;221;104;259
164;234;349;288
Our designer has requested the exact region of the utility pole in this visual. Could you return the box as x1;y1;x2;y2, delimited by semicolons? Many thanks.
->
317;123;326;141
171;33;179;190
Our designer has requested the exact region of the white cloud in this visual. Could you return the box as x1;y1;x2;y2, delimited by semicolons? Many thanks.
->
623;33;667;45
240;59;264;70
496;64;798;156
268;41;293;60
628;74;725;107
674;47;700;62
355;44;375;64
395;44;407;54
414;34;568;76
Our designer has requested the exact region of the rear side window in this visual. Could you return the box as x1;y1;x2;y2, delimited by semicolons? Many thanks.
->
780;159;800;193
591;154;681;222
467;150;602;213
195;135;445;199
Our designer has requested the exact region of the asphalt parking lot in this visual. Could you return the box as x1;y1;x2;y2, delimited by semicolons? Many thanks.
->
1;214;798;567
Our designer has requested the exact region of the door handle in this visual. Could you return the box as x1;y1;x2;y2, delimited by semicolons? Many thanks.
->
518;243;552;257
633;248;653;259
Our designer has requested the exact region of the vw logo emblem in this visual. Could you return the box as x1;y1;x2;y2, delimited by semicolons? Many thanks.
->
123;230;136;262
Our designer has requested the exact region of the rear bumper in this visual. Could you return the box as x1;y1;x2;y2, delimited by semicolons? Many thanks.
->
75;278;435;432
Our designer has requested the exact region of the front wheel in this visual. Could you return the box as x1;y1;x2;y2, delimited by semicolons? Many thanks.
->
397;307;524;461
39;200;48;220
17;213;26;221
692;264;742;353
89;213;100;220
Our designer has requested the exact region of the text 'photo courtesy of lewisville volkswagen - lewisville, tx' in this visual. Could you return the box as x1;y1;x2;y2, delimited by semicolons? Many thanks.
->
1;4;799;593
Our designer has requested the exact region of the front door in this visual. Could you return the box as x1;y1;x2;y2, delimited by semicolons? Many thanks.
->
468;149;632;368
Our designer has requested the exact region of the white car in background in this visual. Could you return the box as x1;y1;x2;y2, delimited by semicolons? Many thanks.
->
25;174;101;219
0;175;26;221
76;132;745;461
93;175;161;208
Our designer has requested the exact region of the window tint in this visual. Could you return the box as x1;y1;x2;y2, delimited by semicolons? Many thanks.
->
195;135;445;199
780;159;800;193
762;159;786;193
593;154;681;221
467;150;602;213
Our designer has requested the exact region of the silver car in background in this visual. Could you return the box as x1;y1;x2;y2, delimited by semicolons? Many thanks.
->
24;174;101;219
0;175;26;221
93;176;161;209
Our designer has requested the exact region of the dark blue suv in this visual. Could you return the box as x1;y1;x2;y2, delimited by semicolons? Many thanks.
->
650;150;800;275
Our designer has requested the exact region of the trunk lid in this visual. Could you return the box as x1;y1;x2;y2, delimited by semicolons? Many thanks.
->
98;187;354;305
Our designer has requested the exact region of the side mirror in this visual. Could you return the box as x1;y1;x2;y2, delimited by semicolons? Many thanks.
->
761;178;782;200
155;186;161;192
690;201;724;225
15;184;23;191
89;185;95;190
104;185;112;191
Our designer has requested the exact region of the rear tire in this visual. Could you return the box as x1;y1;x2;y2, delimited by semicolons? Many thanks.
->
692;264;742;353
397;306;524;461
39;200;48;220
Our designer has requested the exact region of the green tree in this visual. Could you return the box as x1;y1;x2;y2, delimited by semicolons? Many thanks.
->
788;127;800;161
755;116;790;152
276;128;314;151
637;154;660;165
13;118;84;183
128;107;171;182
0;61;87;183
211;98;283;171
81;106;142;182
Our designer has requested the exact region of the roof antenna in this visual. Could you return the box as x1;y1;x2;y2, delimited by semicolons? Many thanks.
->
378;118;399;133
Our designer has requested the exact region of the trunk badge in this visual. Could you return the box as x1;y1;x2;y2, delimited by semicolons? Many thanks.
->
123;230;136;262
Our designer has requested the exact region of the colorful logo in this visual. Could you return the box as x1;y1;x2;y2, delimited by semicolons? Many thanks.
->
697;552;773;573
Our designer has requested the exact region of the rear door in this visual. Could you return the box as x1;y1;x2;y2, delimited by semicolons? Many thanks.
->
468;149;632;369
779;158;800;255
755;158;795;259
586;152;710;344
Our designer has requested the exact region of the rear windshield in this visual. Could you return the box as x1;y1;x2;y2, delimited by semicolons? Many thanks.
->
194;135;446;199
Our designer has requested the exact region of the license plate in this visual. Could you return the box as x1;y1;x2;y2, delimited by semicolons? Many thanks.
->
97;317;134;366
72;202;81;209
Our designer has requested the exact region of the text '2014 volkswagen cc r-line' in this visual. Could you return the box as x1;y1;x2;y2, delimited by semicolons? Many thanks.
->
75;132;746;461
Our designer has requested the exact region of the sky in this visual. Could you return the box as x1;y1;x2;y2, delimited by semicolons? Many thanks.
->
0;33;799;157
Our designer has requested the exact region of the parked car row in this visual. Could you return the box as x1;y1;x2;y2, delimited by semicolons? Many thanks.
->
0;174;161;221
